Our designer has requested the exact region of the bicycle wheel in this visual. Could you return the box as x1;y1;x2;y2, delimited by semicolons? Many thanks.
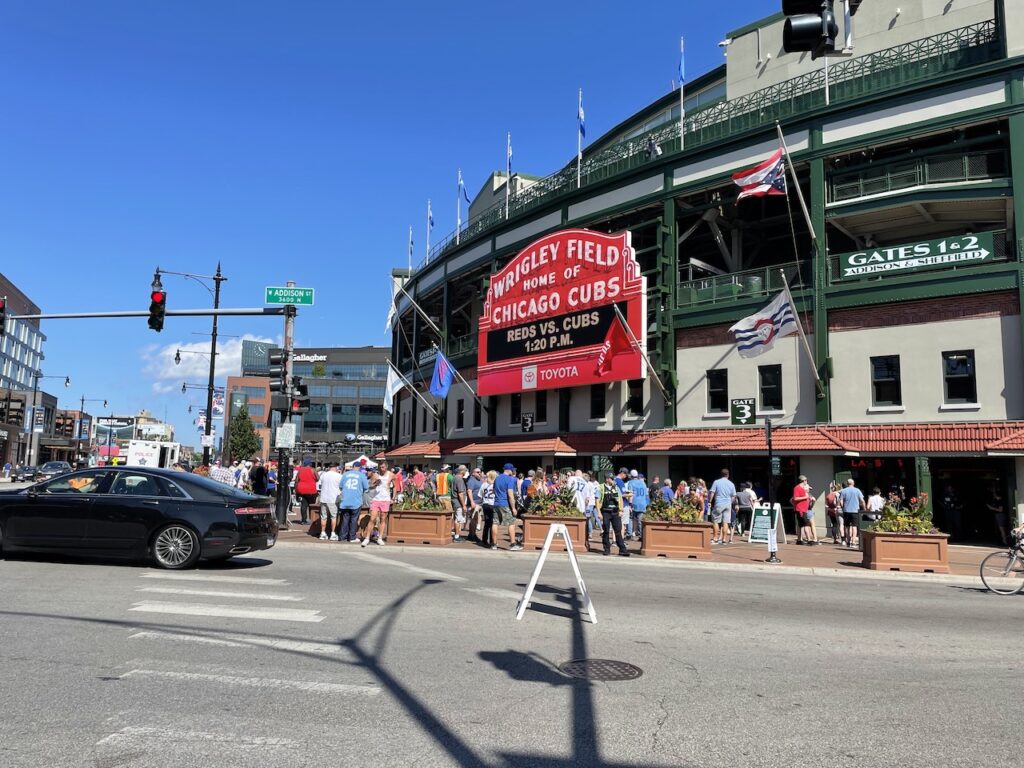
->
979;551;1024;595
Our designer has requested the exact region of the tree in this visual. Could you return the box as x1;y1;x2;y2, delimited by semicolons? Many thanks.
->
228;406;261;462
312;361;327;378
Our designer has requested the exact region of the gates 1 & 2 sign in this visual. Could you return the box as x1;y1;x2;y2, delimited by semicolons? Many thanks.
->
836;231;994;280
477;228;647;396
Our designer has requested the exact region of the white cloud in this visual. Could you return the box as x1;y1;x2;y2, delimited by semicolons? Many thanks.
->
141;334;275;388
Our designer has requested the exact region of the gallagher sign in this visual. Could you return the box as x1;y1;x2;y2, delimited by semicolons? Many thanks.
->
477;228;646;396
837;231;994;280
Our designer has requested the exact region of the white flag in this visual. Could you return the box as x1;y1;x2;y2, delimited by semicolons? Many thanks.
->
383;365;403;414
728;289;798;358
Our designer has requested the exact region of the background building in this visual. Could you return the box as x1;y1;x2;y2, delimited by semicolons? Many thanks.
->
388;1;1024;545
223;376;271;462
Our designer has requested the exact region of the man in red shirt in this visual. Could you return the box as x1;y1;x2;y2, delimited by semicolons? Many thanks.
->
411;466;426;492
792;475;818;545
294;458;319;526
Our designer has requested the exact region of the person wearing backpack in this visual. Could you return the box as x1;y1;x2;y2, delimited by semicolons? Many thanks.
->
294;459;319;526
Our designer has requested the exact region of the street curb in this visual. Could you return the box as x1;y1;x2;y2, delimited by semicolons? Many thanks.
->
271;537;984;589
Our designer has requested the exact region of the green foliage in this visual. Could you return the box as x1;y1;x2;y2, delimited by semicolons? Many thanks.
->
227;406;261;463
644;491;703;524
394;486;440;511
530;485;585;518
312;362;327;378
868;492;939;535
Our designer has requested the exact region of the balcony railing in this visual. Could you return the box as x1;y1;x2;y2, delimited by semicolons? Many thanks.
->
447;334;475;357
677;260;812;309
830;149;1008;202
422;20;1000;269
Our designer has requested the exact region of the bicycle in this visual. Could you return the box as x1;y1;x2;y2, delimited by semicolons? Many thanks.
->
979;531;1024;595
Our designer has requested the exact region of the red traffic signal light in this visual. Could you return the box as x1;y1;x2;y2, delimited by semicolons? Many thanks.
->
151;290;166;303
148;274;167;332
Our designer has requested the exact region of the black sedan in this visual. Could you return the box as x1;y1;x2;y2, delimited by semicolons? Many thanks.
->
0;467;278;569
38;461;73;480
14;465;40;482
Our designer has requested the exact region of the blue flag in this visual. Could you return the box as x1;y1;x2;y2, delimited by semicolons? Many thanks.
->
458;170;471;203
429;350;456;398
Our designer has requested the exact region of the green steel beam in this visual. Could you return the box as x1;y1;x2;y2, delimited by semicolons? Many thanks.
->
1005;71;1024;370
811;155;830;423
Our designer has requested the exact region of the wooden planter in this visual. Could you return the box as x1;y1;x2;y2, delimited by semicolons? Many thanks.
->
861;530;950;573
641;520;714;560
521;515;589;552
387;509;452;546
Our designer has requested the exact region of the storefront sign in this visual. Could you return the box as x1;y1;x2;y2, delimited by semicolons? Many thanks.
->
477;228;646;396
836;231;995;280
33;407;45;433
748;503;785;545
730;398;755;426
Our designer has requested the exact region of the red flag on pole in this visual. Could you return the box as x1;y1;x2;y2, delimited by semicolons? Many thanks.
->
594;313;633;376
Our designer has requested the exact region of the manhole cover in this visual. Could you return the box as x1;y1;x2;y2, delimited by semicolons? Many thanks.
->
558;658;643;681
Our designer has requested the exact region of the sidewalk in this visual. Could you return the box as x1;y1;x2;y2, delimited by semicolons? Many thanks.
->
276;515;998;584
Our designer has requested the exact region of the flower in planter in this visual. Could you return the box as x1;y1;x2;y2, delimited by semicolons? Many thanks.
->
531;486;584;517
644;491;702;524
870;491;938;535
394;487;440;511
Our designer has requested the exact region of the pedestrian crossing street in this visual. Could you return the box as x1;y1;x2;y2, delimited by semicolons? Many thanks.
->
91;568;382;766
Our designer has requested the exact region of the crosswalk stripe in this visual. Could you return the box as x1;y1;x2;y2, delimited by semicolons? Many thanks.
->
120;669;380;696
129;601;323;622
461;586;523;601
348;551;467;582
128;630;342;654
96;726;295;748
136;586;303;602
140;572;288;585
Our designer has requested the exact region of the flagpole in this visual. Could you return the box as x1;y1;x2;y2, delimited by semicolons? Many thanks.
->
431;342;488;413
505;131;511;220
407;225;413;273
679;36;685;151
396;284;443;338
387;359;439;418
577;88;582;189
456;169;462;246
778;271;825;399
611;304;671;402
775;122;816;245
425;199;432;264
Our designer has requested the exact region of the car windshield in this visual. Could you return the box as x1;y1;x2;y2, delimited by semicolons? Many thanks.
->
41;462;66;471
175;472;266;503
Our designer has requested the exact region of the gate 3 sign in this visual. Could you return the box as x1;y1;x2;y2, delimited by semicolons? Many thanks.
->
837;231;994;280
477;228;647;396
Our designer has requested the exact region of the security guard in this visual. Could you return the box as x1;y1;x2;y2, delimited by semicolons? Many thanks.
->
598;471;630;557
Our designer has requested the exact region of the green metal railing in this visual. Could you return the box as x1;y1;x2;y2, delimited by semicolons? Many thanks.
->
830;149;1008;202
422;20;1000;268
827;229;1014;283
447;334;475;357
676;260;812;309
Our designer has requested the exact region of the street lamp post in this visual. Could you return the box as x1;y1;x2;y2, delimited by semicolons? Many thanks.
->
78;395;107;466
27;372;70;467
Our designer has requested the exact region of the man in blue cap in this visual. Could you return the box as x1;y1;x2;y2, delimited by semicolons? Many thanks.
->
493;463;522;551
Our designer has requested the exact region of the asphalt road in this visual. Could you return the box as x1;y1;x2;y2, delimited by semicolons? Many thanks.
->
0;539;1019;768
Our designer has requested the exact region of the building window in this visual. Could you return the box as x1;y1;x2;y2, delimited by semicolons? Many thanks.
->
360;386;385;399
510;393;521;425
758;365;782;411
942;350;977;403
870;356;902;406
536;390;547;423
473;398;481;428
358;404;383;432
304;403;328;433
706;369;728;413
422;408;427;433
246;404;265;417
332;385;358;398
331;404;357;433
590;384;606;420
456;399;465;429
308;384;331;398
627;379;644;417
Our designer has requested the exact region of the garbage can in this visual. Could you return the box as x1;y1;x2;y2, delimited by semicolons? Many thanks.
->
744;274;763;296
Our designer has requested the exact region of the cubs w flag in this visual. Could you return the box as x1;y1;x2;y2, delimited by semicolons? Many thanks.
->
728;289;797;358
383;365;403;414
429;350;456;398
732;148;787;201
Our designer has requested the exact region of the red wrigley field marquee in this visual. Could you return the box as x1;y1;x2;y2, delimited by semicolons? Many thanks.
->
477;228;647;396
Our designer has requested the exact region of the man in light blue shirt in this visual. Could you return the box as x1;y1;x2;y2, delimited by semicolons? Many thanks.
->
627;470;649;540
708;468;737;545
339;462;368;544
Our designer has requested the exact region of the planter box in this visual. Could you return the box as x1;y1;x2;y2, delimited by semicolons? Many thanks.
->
641;520;714;560
521;515;588;552
387;509;452;546
861;530;950;573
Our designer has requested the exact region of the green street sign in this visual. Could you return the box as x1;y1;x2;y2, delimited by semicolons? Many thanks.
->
771;456;781;476
265;286;315;305
731;398;756;426
835;231;995;281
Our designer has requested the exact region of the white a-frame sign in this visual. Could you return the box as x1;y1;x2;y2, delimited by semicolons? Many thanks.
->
515;523;597;624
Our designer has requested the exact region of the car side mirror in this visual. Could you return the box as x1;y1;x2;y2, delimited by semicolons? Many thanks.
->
26;488;38;499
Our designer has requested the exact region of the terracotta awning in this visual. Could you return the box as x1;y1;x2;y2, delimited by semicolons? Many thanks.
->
383;441;441;459
451;437;577;457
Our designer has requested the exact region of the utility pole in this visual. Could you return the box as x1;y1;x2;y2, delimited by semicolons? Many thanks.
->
274;281;297;529
203;264;226;466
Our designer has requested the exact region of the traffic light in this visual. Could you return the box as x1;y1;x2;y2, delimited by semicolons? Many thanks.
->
147;273;166;332
782;0;838;60
291;376;308;397
290;395;310;415
0;296;6;338
268;349;289;394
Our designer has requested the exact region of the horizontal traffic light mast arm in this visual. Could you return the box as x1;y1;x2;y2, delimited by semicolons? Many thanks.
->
9;307;290;320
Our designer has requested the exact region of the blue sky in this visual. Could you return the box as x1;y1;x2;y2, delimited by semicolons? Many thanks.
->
0;0;777;445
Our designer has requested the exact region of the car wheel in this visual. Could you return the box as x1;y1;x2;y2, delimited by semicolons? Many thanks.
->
152;524;201;570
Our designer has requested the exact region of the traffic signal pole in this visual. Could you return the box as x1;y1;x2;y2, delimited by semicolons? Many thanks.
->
202;264;225;467
274;291;297;530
